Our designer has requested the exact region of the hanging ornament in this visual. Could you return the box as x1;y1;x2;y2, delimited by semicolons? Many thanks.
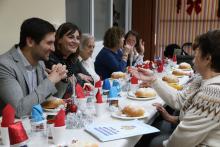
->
177;0;182;14
186;0;202;15
217;0;220;17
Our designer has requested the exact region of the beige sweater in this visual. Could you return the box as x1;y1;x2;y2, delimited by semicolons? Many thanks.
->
152;75;220;147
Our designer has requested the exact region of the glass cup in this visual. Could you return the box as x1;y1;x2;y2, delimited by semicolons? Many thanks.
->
30;119;47;138
95;103;107;117
0;127;9;145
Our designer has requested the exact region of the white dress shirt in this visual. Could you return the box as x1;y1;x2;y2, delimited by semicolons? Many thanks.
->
18;48;37;92
78;56;100;83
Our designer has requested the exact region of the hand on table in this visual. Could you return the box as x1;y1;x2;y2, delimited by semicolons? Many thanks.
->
78;73;93;83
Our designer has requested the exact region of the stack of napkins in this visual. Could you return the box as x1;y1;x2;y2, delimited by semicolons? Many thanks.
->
85;120;159;142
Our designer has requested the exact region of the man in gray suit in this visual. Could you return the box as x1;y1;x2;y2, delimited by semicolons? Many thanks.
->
0;18;68;117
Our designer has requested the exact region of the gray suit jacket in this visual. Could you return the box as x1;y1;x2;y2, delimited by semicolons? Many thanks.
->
0;46;66;117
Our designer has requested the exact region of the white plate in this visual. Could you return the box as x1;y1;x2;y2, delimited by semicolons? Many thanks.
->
111;111;148;120
127;92;156;100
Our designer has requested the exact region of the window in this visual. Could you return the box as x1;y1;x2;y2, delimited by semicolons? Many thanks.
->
66;0;112;41
65;0;131;58
94;0;112;40
66;0;91;33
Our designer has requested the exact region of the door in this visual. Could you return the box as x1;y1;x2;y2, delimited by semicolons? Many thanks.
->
132;0;156;60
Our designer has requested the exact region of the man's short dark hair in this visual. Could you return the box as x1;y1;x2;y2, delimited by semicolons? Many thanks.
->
18;17;56;48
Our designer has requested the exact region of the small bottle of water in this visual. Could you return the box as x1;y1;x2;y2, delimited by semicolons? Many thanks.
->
66;112;75;129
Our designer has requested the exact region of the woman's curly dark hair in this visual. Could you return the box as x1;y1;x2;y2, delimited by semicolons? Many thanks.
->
103;27;124;48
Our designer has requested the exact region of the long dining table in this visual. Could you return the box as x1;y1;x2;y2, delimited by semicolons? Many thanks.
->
0;75;190;147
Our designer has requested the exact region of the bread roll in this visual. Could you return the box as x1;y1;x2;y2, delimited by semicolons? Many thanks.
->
41;98;65;109
179;62;191;69
172;69;187;76
135;88;156;98
122;105;145;117
111;72;126;79
162;75;179;83
167;83;183;90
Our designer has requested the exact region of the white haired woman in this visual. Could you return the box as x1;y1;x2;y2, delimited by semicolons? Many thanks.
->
79;34;100;83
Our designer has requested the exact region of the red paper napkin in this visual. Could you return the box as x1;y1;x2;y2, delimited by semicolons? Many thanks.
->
96;89;103;103
173;55;177;62
95;80;102;88
143;63;150;69
54;109;65;127
136;64;142;68
131;76;138;84
8;121;28;145
83;84;92;91
76;83;85;99
1;104;15;127
157;63;164;73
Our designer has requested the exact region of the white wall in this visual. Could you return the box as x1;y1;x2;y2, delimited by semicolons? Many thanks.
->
0;0;65;54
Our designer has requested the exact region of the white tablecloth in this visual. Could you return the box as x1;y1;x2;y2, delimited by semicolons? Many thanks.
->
1;75;190;147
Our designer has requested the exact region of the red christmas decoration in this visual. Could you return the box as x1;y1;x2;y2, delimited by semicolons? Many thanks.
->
186;0;202;15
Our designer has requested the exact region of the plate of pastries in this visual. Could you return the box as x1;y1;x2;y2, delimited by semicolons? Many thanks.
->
162;75;183;90
111;105;147;120
127;88;157;100
41;97;65;112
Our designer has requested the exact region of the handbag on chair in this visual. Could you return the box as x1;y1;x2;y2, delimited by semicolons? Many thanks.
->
177;42;194;67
